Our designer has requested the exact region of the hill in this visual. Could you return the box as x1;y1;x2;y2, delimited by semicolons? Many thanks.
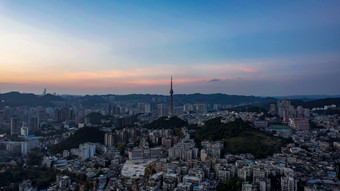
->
299;98;340;109
1;92;277;108
143;116;188;129
226;106;269;113
0;92;64;107
74;93;277;107
192;118;291;158
79;95;107;107
51;127;104;154
112;93;277;106
2;91;338;110
248;97;340;112
275;95;340;100
174;93;276;106
84;112;108;125
282;98;340;109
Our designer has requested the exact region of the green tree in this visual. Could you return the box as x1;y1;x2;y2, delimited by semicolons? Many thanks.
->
27;148;42;166
51;127;104;154
216;182;226;191
216;178;242;191
116;143;126;156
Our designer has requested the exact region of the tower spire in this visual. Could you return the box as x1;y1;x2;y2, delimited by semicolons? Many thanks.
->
169;76;174;116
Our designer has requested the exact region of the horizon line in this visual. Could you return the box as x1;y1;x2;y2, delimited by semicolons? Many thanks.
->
1;90;339;99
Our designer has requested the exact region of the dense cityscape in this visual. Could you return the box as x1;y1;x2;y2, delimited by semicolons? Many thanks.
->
0;79;339;191
1;1;340;191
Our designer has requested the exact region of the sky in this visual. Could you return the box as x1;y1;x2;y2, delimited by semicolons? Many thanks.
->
0;0;339;96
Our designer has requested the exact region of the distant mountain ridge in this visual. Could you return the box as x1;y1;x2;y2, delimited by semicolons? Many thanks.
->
290;98;340;109
0;91;339;109
275;95;340;100
99;93;277;107
1;92;276;107
0;92;64;107
251;97;340;111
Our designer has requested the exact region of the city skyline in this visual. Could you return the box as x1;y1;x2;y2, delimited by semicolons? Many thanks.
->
1;1;340;96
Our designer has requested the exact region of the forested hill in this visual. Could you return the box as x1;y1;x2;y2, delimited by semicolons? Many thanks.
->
0;92;63;107
51;127;104;154
111;93;276;106
1;92;276;107
192;118;292;158
290;97;340;109
143;116;188;129
1;91;338;109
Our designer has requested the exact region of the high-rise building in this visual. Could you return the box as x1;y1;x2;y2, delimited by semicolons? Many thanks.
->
296;106;303;118
183;104;194;113
277;100;291;117
259;179;271;191
0;110;4;124
104;132;117;147
21;126;28;136
269;104;276;115
144;103;151;113
289;118;309;131
28;116;39;133
281;177;297;191
157;104;169;117
137;103;152;114
56;174;71;189
303;108;310;118
38;109;46;121
54;108;69;122
163;173;177;191
21;139;39;155
79;142;96;160
193;103;207;113
69;109;75;121
11;116;20;135
6;142;21;154
283;109;289;123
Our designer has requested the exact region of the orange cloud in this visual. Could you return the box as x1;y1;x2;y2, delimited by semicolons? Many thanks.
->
0;61;263;90
238;67;257;73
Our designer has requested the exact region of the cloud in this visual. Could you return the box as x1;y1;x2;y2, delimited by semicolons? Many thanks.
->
238;67;258;73
208;78;221;82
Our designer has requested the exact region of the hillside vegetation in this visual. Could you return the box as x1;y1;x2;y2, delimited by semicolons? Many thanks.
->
0;92;63;107
290;97;340;109
0;166;56;189
51;127;104;154
193;118;291;158
143;116;188;129
85;112;108;125
1;92;278;107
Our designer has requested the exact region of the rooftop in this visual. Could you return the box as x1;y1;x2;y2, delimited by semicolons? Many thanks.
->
121;159;155;179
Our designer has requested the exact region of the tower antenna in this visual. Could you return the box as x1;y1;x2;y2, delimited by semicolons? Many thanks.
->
169;76;174;116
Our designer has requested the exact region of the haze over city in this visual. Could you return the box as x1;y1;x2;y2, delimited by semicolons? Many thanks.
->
2;1;340;191
1;1;340;96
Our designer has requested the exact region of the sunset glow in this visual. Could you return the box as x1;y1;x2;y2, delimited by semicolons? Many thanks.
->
0;1;339;95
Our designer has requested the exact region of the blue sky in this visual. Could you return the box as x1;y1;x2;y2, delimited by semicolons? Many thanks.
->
0;0;339;96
